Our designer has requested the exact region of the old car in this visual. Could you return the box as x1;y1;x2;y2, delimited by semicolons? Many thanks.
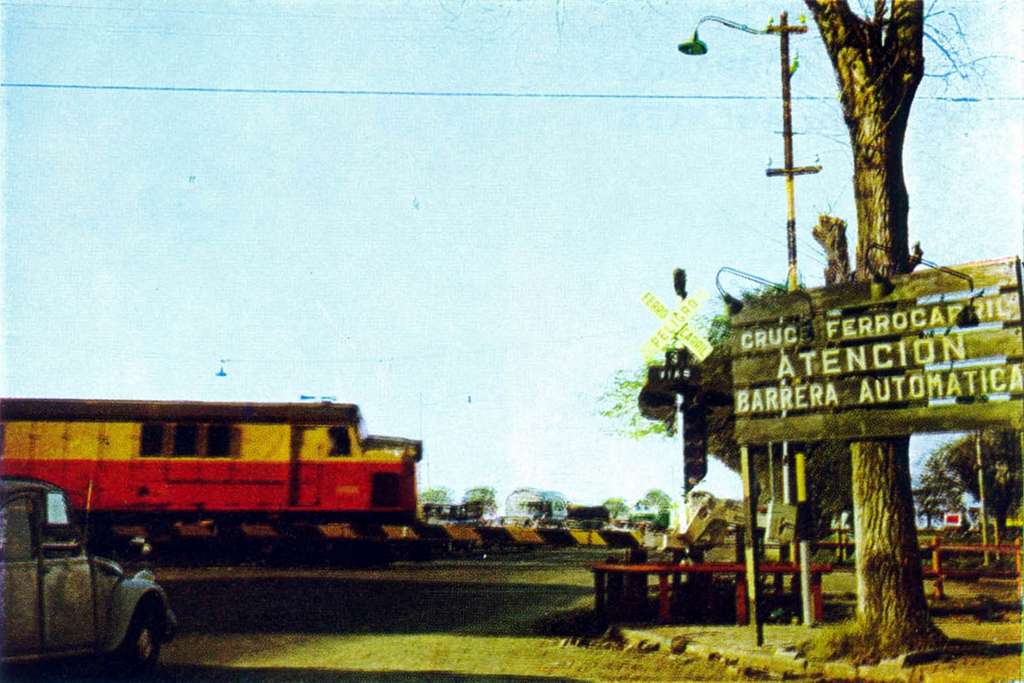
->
1;476;176;674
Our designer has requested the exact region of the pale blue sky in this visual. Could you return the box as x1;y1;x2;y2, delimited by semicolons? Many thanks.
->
2;1;1021;508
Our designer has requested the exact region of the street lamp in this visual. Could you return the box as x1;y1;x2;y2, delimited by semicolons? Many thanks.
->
680;12;820;294
678;15;768;55
682;16;822;643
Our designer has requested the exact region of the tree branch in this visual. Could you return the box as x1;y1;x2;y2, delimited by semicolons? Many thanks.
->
884;0;925;70
806;0;871;58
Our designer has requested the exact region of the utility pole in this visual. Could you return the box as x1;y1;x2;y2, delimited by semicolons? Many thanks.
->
766;10;819;627
975;431;990;566
765;11;820;293
679;9;821;638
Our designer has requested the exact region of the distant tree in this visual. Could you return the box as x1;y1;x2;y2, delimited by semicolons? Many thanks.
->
919;431;1022;538
637;489;672;513
914;446;967;528
420;486;452;505
602;497;630;520
462;486;498;516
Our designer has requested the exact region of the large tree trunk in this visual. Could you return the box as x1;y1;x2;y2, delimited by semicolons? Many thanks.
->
807;0;944;654
851;440;942;651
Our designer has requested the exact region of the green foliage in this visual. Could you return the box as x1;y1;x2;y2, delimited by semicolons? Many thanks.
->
597;367;672;440
914;445;966;525
700;311;732;347
599;290;856;534
462;486;498;515
636;488;672;513
420;486;453;505
602;497;629;520
629;509;671;530
803;441;854;536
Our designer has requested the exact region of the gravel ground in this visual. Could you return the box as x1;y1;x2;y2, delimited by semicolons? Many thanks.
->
5;548;1019;682
4;549;740;682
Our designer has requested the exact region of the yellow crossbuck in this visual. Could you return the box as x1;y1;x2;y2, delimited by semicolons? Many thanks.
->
641;289;712;361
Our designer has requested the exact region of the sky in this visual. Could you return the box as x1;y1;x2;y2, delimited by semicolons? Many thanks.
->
2;1;1022;511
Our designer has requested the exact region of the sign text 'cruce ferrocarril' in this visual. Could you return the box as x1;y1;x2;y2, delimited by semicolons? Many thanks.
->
729;257;1024;443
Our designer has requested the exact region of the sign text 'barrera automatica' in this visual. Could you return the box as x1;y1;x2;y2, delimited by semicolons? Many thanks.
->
729;257;1024;442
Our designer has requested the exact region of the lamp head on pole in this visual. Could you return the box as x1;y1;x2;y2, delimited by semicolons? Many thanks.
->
678;16;769;57
678;30;708;55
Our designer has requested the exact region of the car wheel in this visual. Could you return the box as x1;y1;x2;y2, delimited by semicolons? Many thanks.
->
115;608;161;676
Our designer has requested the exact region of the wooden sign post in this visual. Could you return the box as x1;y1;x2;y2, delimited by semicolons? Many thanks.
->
728;256;1024;641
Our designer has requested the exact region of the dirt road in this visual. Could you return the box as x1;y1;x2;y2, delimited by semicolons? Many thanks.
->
6;549;743;682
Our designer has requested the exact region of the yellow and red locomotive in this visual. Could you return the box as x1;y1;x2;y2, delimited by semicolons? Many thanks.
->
0;398;421;555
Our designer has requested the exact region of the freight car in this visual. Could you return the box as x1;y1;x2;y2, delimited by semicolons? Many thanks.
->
0;398;421;559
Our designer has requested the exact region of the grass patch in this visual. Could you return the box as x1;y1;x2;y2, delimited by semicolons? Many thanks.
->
804;621;886;665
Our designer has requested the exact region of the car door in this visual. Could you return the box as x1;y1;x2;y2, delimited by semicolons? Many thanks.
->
1;493;42;656
39;490;97;653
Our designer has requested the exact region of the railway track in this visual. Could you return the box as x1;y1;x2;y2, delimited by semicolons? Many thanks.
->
96;520;651;565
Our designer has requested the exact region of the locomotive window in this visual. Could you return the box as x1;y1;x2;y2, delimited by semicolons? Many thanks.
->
328;427;351;457
140;423;164;456
207;424;233;457
173;423;199;455
0;497;36;562
371;473;401;507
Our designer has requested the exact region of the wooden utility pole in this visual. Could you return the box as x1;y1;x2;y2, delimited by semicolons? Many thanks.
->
975;432;990;567
765;11;820;293
765;9;819;628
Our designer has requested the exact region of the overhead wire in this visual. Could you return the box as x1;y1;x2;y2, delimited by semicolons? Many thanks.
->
0;82;1017;103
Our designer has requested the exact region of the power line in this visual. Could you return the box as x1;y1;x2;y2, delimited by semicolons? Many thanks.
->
1;81;1018;103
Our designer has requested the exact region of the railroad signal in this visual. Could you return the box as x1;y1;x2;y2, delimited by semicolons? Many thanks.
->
682;392;709;492
638;269;713;492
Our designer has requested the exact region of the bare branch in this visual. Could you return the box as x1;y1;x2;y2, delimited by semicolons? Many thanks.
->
924;30;966;79
874;0;887;24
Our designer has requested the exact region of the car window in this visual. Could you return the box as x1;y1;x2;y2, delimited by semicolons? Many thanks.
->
45;492;70;526
0;496;36;562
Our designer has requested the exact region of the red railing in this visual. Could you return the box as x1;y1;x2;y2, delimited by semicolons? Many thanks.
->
925;537;1022;598
591;561;833;625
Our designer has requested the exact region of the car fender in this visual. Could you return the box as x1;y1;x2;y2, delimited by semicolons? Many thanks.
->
101;573;176;652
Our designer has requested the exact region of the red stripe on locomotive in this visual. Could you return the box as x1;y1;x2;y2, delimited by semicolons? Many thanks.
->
0;398;420;521
0;458;417;514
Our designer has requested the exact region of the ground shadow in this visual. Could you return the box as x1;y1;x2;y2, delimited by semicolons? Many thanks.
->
3;661;584;683
161;576;592;637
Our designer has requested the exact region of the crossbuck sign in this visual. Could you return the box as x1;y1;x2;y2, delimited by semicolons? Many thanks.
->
641;289;712;362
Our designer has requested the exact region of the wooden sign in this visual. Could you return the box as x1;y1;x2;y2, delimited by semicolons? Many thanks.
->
730;257;1024;442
